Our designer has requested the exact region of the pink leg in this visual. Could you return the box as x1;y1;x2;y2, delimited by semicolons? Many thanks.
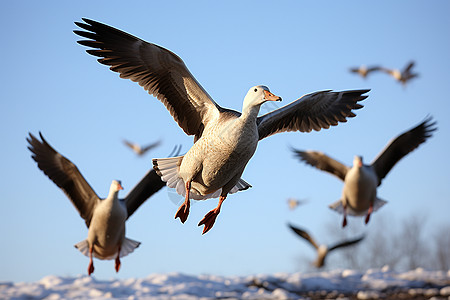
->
198;195;226;234
342;203;348;228
88;246;95;276
365;202;373;224
175;181;191;223
115;245;121;273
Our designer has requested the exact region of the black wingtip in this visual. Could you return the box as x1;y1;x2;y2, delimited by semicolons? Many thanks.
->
420;115;438;136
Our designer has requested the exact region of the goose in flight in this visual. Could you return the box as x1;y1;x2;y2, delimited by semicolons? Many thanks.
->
292;117;436;227
380;61;419;86
349;65;382;79
74;18;369;234
27;132;168;275
288;224;364;268
123;138;161;156
287;198;307;211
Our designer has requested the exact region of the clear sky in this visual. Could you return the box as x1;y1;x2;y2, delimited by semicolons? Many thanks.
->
1;1;449;282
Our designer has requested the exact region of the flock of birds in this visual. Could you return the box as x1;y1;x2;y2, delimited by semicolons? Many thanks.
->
349;61;419;86
27;18;436;275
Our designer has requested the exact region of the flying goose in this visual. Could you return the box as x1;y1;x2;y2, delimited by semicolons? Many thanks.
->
380;61;419;86
292;117;436;227
287;198;306;211
123;138;161;156
74;18;369;234
288;224;364;268
349;65;382;79
27;132;168;275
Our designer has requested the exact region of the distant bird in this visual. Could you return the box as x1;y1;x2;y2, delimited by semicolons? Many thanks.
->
74;18;368;234
287;198;306;210
123;138;161;156
288;224;364;268
27;132;168;275
349;65;382;79
380;61;419;86
292;117;436;227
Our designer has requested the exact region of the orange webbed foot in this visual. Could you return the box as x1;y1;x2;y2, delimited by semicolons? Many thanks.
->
88;246;95;276
175;181;191;223
342;217;348;228
88;261;94;276
365;202;373;225
115;257;121;273
175;200;190;223
198;209;220;234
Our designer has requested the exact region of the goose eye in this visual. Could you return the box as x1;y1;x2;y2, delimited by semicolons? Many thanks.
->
254;88;257;92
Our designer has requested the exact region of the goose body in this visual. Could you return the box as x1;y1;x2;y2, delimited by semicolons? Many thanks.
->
85;182;127;259
293;117;436;227
178;105;259;196
341;158;379;214
74;18;369;234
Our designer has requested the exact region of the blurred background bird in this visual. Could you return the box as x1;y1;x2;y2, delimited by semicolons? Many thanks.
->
349;65;382;79
379;61;419;86
288;223;365;268
122;139;162;157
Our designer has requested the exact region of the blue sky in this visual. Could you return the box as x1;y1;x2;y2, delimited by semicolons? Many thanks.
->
1;1;449;282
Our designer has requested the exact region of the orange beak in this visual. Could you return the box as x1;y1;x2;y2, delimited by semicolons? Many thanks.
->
118;183;124;190
263;90;282;102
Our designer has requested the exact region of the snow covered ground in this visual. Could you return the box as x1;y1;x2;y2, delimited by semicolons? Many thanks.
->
1;267;450;299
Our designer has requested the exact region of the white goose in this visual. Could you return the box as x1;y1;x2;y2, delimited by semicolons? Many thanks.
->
292;117;436;227
74;18;369;234
27;132;168;275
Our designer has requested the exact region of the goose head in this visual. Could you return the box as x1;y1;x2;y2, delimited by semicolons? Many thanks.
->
109;179;124;196
242;85;281;114
353;155;363;168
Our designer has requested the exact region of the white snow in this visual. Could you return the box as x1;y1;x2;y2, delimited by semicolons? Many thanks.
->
1;268;449;299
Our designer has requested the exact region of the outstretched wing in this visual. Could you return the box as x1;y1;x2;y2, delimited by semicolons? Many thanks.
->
74;18;225;140
27;132;99;227
124;169;166;219
328;235;365;252
371;116;436;185
292;149;349;181
403;61;415;73
257;89;368;140
141;139;162;154
288;224;320;250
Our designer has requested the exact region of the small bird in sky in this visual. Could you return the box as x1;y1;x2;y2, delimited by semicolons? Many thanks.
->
349;65;382;79
288;224;365;268
380;61;419;86
287;198;307;211
123;138;161;156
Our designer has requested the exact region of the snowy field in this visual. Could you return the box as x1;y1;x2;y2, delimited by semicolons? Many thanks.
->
2;267;449;300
